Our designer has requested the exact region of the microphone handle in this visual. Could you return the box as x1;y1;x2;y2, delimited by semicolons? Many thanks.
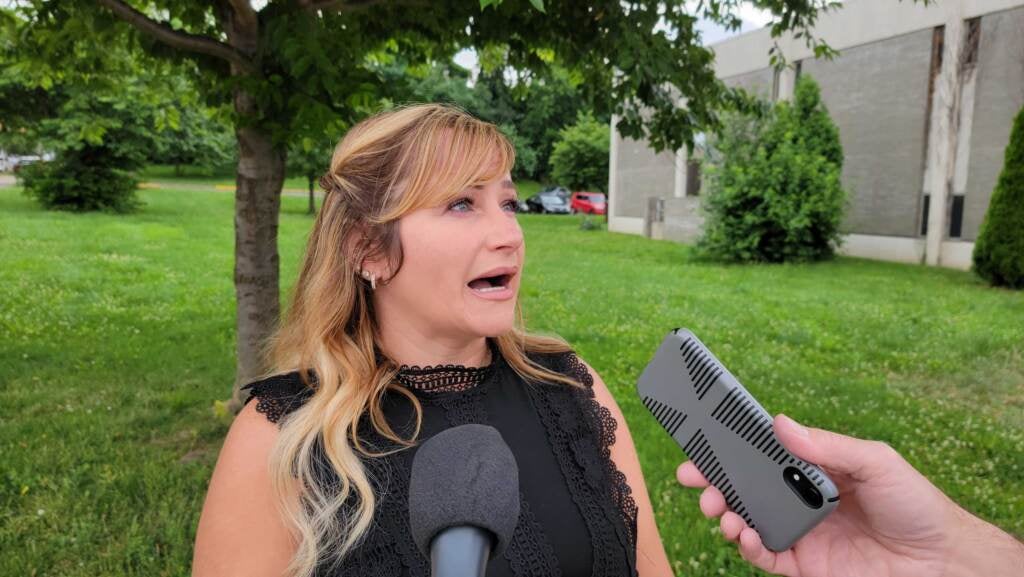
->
429;526;493;577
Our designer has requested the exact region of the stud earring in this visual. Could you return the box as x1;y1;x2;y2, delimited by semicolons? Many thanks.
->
361;269;376;290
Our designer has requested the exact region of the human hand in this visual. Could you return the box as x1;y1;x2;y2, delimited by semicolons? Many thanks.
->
676;414;1024;577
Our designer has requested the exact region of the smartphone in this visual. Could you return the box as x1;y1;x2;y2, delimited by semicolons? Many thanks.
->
635;328;839;551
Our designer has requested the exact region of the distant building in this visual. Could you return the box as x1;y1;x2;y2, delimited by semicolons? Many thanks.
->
608;0;1024;269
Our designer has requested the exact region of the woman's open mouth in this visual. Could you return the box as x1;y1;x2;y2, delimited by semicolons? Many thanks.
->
467;267;517;300
468;274;511;292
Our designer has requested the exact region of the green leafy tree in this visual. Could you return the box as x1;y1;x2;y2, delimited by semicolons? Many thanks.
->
405;61;483;112
0;76;50;156
13;0;841;408
699;76;847;262
498;123;539;180
149;96;236;175
20;87;156;212
972;106;1024;289
550;111;609;192
510;67;596;178
288;134;337;216
1;13;220;209
377;60;556;180
2;46;175;211
0;12;56;157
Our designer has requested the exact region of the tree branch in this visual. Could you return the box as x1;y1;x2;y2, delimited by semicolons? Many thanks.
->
96;0;257;74
301;0;390;14
226;0;259;32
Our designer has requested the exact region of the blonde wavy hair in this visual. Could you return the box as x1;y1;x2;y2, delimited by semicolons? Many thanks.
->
259;103;582;577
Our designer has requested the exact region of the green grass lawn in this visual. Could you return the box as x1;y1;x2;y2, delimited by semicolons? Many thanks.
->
1;185;1022;576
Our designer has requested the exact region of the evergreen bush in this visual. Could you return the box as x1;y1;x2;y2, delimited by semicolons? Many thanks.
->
21;146;141;213
972;106;1024;289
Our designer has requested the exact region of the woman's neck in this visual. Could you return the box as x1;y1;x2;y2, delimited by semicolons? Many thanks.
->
376;328;492;368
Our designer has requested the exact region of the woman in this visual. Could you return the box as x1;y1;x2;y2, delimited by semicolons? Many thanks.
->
192;104;673;577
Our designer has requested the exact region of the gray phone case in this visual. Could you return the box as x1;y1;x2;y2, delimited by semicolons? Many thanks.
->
636;328;839;552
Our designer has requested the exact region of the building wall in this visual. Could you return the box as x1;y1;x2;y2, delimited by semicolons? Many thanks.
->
801;28;934;237
722;67;774;96
648;197;706;243
710;0;1023;78
612;136;676;219
607;0;1024;269
963;6;1024;240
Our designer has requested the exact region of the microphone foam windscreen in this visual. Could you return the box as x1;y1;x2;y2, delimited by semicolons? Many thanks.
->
408;423;520;558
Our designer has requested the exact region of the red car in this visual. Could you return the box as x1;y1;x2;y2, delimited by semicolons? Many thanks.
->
570;192;607;215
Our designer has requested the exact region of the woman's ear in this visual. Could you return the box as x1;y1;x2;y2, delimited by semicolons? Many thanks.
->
359;258;387;280
354;234;391;281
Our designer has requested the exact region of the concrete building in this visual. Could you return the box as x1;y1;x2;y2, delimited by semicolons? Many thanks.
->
607;0;1024;269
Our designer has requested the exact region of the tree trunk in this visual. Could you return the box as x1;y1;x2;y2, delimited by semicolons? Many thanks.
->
226;120;286;414
308;176;316;215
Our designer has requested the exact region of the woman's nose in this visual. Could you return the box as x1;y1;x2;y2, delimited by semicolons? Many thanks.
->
486;204;524;251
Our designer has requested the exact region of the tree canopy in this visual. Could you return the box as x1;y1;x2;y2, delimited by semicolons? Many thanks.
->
6;0;842;408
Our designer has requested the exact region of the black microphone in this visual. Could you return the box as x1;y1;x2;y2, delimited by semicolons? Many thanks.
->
408;424;520;577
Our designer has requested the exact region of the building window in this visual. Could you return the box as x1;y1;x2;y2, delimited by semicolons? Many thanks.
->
963;18;980;69
686;159;702;196
920;194;966;238
921;194;930;236
949;195;964;238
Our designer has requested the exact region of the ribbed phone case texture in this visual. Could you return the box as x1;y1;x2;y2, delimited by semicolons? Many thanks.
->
636;329;839;551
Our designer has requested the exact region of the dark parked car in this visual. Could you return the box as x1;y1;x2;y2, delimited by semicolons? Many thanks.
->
526;190;571;214
540;185;570;201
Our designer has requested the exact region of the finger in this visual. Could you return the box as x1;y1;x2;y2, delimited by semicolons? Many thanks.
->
774;414;891;479
719;511;746;542
676;461;710;488
698;486;727;518
738;528;778;572
738;527;800;577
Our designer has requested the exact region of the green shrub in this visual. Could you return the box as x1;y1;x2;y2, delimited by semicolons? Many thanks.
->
973;106;1024;289
550;111;609;192
699;76;847;262
21;147;141;213
790;76;843;168
579;214;604;231
17;87;153;213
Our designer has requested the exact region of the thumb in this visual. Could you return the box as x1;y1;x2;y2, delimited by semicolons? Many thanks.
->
774;414;888;479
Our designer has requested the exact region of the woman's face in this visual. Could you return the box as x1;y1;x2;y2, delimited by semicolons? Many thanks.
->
372;172;525;344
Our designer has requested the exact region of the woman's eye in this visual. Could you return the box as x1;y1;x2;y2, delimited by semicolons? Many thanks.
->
446;197;519;213
447;198;472;212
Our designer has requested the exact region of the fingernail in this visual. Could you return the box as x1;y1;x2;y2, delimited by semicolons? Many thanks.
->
781;414;809;438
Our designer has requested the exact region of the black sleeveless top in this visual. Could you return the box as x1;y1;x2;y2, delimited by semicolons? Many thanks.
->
242;342;638;577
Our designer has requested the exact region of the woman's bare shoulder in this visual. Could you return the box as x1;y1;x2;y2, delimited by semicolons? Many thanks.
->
192;402;296;577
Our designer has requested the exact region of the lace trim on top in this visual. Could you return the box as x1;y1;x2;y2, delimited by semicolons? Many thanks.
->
394;341;497;394
529;351;639;575
240;372;314;424
395;362;493;393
